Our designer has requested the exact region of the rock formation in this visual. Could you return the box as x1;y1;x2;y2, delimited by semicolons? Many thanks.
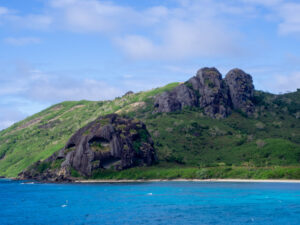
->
123;91;134;97
154;67;255;118
19;114;156;182
224;68;255;115
154;84;198;113
187;67;232;118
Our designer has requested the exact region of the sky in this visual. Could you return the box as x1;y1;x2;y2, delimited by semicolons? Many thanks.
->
0;0;300;130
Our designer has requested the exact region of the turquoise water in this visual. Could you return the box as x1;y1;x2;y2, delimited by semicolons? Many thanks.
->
1;179;300;224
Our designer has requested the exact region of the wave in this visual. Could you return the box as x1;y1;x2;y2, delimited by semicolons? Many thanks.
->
21;182;35;185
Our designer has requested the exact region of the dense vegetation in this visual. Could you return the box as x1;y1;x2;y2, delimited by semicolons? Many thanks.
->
0;82;179;177
0;82;299;179
91;163;300;180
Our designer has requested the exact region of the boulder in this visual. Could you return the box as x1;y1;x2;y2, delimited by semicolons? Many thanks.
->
154;67;255;118
123;91;134;97
224;68;255;115
187;67;231;118
154;84;198;113
19;114;156;182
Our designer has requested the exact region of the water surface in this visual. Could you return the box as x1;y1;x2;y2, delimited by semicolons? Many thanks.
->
1;179;300;224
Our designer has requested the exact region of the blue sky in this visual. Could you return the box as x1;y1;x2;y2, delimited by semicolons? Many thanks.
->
0;0;300;130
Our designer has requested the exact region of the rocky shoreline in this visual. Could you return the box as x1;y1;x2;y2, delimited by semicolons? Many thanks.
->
5;177;300;184
73;178;300;183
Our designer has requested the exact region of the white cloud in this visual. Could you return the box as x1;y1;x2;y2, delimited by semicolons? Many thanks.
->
164;65;196;74
0;10;52;29
278;3;300;35
116;18;240;60
241;0;282;7
0;121;14;130
1;1;244;60
49;0;136;33
114;0;243;60
0;64;123;102
116;35;157;59
4;37;41;46
1;0;300;40
239;0;300;36
48;0;172;32
0;6;9;16
0;107;27;130
263;72;300;93
27;76;123;101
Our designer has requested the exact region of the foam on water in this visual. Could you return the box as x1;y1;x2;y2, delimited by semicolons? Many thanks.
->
21;182;35;185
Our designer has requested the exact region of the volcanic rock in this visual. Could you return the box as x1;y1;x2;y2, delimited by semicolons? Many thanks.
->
154;84;198;113
154;67;255;118
187;67;231;118
19;114;156;182
224;68;255;115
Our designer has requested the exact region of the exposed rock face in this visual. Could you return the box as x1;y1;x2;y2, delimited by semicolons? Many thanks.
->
224;69;255;115
19;114;156;182
154;84;198;113
188;67;231;118
123;91;134;97
154;67;255;118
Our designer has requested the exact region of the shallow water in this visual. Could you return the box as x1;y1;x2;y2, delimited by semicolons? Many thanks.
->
1;179;300;224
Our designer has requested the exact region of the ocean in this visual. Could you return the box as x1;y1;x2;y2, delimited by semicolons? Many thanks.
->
1;179;300;224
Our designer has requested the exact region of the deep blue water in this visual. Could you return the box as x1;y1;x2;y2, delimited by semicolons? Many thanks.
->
1;179;300;225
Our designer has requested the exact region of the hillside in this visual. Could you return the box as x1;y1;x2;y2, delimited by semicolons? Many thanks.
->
0;67;300;179
0;82;179;177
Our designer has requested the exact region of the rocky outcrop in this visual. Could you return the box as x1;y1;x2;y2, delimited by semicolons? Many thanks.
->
123;91;134;97
224;69;255;115
154;84;198;113
154;67;255;118
187;67;231;118
19;114;156;182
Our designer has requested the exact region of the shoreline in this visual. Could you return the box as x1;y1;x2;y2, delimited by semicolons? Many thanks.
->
75;178;300;183
2;177;300;184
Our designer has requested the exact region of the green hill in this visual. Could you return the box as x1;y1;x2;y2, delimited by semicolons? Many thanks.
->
0;73;300;179
0;82;179;177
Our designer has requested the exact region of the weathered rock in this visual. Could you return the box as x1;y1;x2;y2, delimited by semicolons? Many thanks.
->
187;67;231;118
154;67;255;118
224;68;255;115
154;84;198;113
19;114;156;182
123;91;134;97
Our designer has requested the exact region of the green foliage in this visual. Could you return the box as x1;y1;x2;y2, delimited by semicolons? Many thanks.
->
36;161;51;173
204;78;215;88
90;163;300;180
132;129;149;153
90;141;110;152
184;82;193;89
0;82;299;179
0;82;179;177
142;107;300;167
70;167;80;177
51;159;63;169
133;142;141;153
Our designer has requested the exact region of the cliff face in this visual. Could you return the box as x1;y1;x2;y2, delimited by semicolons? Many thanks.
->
224;69;255;114
19;114;156;182
154;67;255;118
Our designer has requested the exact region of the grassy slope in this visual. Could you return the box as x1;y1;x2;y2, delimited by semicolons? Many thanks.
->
91;163;300;180
0;84;299;178
0;83;179;177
